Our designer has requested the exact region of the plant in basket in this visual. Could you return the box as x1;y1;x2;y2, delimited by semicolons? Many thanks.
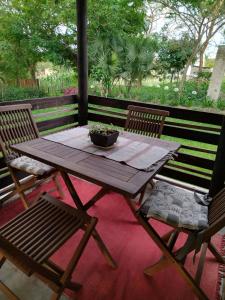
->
89;124;119;147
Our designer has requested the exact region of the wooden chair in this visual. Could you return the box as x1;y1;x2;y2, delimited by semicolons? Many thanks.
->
0;193;116;300
125;105;170;138
137;181;225;300
0;104;64;209
125;105;170;204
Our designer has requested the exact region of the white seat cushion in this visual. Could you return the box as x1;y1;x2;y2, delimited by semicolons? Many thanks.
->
140;181;209;230
9;156;54;176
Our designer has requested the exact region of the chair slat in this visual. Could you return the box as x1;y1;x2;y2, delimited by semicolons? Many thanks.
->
0;104;39;158
26;216;77;257
208;187;225;225
125;105;169;138
0;104;63;209
0;200;48;234
8;205;60;243
0;194;85;265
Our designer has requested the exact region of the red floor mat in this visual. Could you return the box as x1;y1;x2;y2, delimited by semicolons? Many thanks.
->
1;177;222;300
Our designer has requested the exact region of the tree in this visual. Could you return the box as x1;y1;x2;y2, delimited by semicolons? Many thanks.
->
88;0;146;95
117;35;159;89
153;0;225;89
89;34;120;96
157;35;194;82
0;0;78;81
0;0;146;83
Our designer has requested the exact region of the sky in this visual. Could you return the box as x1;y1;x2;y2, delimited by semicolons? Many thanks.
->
149;9;225;58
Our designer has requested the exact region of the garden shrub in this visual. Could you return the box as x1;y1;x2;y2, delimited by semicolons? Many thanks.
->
217;99;225;110
197;71;212;80
90;78;212;108
0;86;48;102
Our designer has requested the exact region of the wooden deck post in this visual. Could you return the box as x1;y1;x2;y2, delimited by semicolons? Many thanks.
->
76;0;88;125
209;116;225;197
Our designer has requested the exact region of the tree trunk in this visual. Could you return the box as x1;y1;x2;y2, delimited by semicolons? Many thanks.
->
198;44;208;73
29;64;36;81
179;45;200;93
199;51;204;74
179;58;191;92
137;76;142;88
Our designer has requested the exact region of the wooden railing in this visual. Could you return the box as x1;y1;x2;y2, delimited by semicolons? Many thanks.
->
88;95;224;190
1;94;225;199
0;95;78;193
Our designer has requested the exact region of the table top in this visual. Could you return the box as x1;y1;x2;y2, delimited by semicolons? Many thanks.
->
11;129;180;198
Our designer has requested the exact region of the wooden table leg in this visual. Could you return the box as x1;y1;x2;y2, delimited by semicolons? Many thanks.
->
60;171;84;209
124;195;138;216
92;229;117;269
60;171;117;269
84;187;109;211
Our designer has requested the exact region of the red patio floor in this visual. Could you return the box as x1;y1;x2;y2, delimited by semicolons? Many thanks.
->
0;176;222;300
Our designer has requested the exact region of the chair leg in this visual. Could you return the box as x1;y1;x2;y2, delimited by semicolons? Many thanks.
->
52;174;64;199
137;214;209;300
144;230;179;276
51;219;99;299
0;281;20;300
17;191;29;209
50;291;63;300
0;255;6;268
208;242;225;264
195;243;208;285
162;229;176;243
144;256;172;276
8;168;29;209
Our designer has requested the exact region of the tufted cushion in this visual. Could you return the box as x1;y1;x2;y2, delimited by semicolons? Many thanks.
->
9;156;54;176
140;181;209;230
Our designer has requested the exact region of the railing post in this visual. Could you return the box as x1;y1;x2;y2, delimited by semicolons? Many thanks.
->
76;0;88;125
209;116;225;197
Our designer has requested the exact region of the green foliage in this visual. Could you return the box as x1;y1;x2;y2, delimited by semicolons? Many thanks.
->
88;1;146;95
89;36;120;96
89;35;158;95
204;57;215;68
0;86;47;102
88;0;145;43
89;124;116;135
0;0;224;103
39;68;77;96
197;71;212;80
0;0;77;81
157;35;194;80
0;0;146;87
90;78;214;109
217;99;225;110
117;36;159;88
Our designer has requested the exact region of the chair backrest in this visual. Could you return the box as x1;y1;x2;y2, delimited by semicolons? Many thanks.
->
200;187;225;241
198;188;225;243
0;104;39;159
125;105;170;138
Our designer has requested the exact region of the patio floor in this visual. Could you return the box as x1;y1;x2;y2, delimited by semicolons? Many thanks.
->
0;176;224;300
